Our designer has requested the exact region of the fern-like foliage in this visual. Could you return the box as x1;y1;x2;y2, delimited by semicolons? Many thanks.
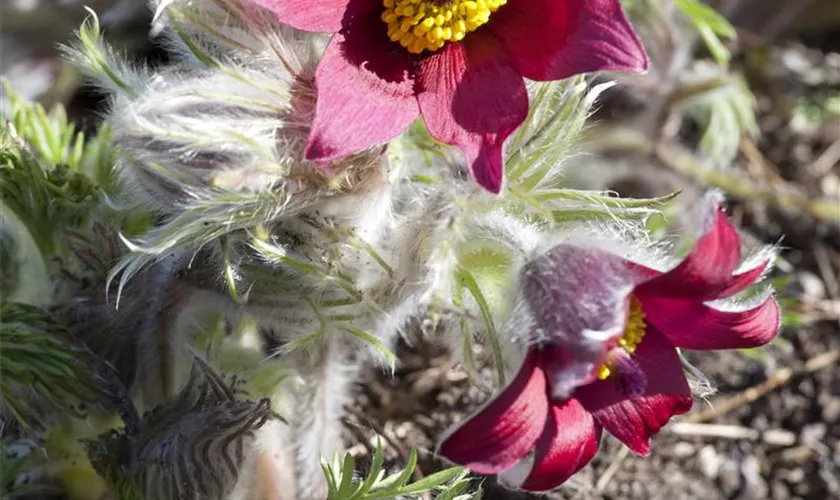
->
506;78;679;225
0;82;145;305
0;130;100;262
0;438;56;499
623;0;737;68
673;0;737;67
0;302;119;430
2;79;117;189
322;438;479;500
87;356;278;500
621;1;758;166
672;69;758;164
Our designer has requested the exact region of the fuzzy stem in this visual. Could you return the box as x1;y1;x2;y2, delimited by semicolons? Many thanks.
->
289;339;356;499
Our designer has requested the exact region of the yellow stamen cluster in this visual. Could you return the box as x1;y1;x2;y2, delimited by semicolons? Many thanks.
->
382;0;507;54
597;296;647;380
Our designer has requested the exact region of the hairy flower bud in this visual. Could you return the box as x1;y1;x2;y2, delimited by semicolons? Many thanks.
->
64;0;386;219
87;358;276;500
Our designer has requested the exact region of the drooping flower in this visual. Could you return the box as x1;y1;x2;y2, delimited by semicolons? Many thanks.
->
438;196;781;491
248;0;648;193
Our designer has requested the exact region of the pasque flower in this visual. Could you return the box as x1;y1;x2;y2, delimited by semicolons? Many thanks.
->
249;0;648;193
438;197;781;491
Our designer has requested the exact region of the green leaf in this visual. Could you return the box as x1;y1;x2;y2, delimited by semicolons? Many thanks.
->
433;473;474;500
672;73;757;164
324;442;477;500
674;0;737;66
2;79;116;176
0;137;101;259
373;447;417;493
351;438;385;499
0;302;117;429
322;458;340;496
336;452;360;497
339;325;397;365
456;267;505;386
69;8;133;93
395;467;466;496
1;439;58;499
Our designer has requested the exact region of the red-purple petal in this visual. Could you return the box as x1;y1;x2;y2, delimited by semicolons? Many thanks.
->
248;0;355;32
416;32;528;193
304;14;420;165
520;398;602;492
713;261;771;298
437;349;549;474
490;0;648;81
541;344;600;402
522;244;636;365
635;197;747;301
576;330;692;456
642;295;781;351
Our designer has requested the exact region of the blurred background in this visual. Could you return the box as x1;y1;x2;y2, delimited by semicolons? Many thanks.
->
1;0;838;498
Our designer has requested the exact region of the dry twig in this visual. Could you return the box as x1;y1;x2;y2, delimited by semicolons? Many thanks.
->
343;405;426;481
666;422;797;445
594;446;631;494
683;348;840;424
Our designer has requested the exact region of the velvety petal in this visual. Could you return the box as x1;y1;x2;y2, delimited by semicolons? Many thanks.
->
490;0;648;81
522;244;636;364
416;31;528;193
248;0;354;32
304;13;420;165
642;295;781;351
520;398;602;492
577;329;692;456
712;261;771;298
438;349;549;474
634;261;770;304
635;196;748;301
626;261;664;282
542;345;598;401
607;348;647;398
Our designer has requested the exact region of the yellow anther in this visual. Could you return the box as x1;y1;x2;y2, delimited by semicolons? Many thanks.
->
596;296;647;381
382;0;507;54
596;365;612;381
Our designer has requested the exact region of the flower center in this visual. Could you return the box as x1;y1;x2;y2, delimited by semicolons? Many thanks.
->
381;0;507;54
596;295;647;380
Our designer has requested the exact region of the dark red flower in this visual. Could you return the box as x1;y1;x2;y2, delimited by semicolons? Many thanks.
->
249;0;648;193
438;197;781;491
